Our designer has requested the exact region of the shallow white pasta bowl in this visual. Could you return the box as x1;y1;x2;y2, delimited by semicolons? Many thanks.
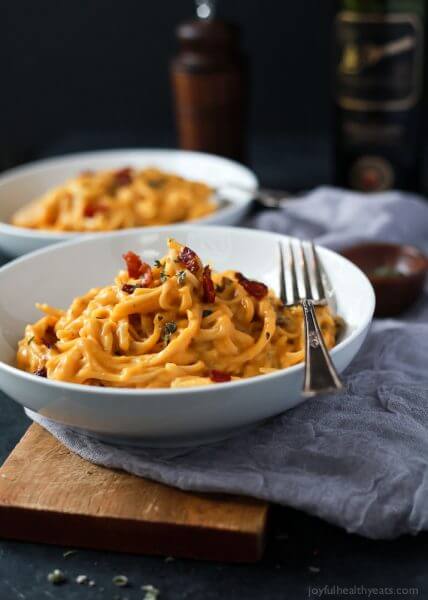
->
0;226;375;447
0;149;258;257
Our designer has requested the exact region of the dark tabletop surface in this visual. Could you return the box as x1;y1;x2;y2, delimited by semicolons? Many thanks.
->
0;135;427;600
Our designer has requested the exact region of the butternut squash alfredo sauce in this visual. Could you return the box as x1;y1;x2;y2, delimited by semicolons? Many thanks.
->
17;240;339;388
11;167;215;231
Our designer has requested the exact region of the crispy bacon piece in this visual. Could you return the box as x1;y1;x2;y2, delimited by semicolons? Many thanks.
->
123;251;143;278
42;326;57;349
34;366;47;378
84;206;96;217
235;272;268;300
122;251;153;286
84;203;108;218
178;246;201;274
115;167;133;187
202;265;215;304
139;263;153;287
209;369;232;383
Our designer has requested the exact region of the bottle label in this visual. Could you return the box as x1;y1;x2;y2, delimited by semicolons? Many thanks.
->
335;11;424;112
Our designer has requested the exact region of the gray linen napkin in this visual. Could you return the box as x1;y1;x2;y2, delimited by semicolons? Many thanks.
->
28;187;428;539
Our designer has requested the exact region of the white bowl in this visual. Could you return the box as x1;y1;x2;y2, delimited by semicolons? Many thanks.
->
0;149;257;257
0;226;375;447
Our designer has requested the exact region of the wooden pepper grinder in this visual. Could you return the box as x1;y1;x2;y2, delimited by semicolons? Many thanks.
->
171;1;247;162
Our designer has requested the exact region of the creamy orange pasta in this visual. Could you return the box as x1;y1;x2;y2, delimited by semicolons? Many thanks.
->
16;240;338;388
11;167;215;232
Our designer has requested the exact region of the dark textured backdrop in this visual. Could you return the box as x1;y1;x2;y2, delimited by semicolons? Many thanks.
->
3;1;427;190
2;0;333;151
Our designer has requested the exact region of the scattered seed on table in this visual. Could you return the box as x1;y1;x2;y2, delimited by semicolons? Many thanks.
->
76;575;88;584
112;575;129;587
142;584;160;599
47;569;66;584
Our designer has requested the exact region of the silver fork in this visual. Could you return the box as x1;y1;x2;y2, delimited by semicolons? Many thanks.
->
278;240;343;396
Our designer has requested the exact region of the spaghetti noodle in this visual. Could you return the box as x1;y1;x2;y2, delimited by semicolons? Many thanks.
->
16;240;339;388
11;167;215;231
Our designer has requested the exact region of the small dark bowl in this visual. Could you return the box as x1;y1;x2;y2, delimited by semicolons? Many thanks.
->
340;242;428;318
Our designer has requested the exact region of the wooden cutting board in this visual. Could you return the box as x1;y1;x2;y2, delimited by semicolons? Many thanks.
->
0;424;268;562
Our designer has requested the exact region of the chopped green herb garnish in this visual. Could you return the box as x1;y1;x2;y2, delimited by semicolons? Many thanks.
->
27;336;35;345
154;259;162;268
371;265;404;278
160;270;169;283
162;321;177;345
147;178;165;188
164;322;177;334
276;315;292;328
176;270;186;286
202;310;213;318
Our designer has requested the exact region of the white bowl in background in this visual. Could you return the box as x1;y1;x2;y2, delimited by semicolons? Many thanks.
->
0;226;375;447
0;149;258;257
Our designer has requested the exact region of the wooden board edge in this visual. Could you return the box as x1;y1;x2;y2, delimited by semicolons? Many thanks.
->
0;504;269;562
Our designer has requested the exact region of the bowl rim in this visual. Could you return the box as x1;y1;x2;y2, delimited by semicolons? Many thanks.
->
0;224;376;397
0;148;258;238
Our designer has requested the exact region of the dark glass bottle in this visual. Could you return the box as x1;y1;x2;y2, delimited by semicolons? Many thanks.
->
333;0;425;192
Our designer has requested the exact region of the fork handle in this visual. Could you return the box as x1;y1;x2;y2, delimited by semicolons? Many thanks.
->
301;299;343;396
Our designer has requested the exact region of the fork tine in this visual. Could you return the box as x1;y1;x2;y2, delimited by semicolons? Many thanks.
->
287;241;300;304
303;241;320;301
280;241;296;305
278;242;286;304
309;242;326;301
294;241;308;300
299;242;313;300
